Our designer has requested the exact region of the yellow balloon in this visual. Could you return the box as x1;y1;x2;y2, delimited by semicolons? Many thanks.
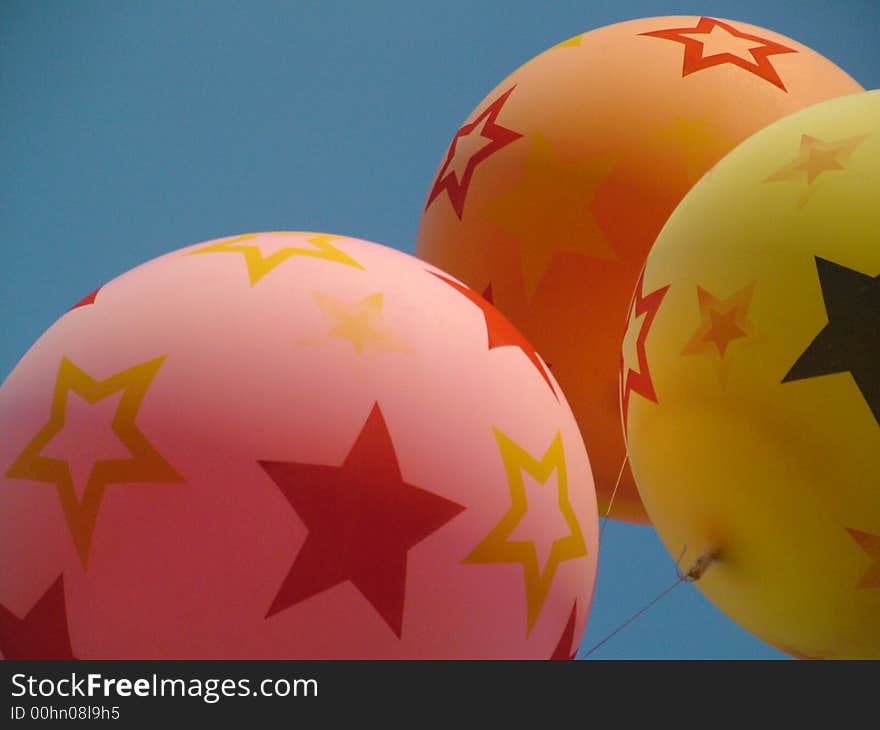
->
623;90;880;659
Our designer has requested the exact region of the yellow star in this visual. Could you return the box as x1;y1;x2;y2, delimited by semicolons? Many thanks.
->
765;134;869;206
311;291;409;355
5;357;183;566
482;132;618;299
464;429;588;635
188;232;364;285
552;35;583;49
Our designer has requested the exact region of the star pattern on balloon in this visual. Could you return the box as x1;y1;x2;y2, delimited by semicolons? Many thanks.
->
464;429;587;635
482;131;618;299
425;86;522;219
68;286;101;312
482;283;495;304
552;35;583;50
310;291;409;355
5;357;184;565
782;257;878;426
765;133;870;206
650;116;733;185
846;528;880;589
621;271;669;431
549;601;579;660
682;283;758;385
430;271;556;397
0;576;76;659
259;403;466;637
640;16;797;91
188;232;364;285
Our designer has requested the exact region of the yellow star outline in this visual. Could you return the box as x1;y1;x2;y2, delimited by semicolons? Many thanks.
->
464;429;587;635
311;291;410;355
5;357;184;566
482;131;619;300
188;232;364;285
765;133;870;207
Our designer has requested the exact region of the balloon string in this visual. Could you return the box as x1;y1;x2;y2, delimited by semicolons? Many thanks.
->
599;453;629;542
578;548;718;659
578;577;684;659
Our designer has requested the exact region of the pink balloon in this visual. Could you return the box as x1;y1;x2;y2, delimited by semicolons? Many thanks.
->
0;232;598;659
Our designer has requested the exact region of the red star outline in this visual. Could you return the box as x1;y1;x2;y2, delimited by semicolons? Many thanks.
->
640;17;797;91
0;576;76;659
621;270;669;431
430;271;556;398
425;86;523;219
259;403;466;637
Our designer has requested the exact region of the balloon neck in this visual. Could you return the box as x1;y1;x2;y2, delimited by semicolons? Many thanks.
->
680;548;719;583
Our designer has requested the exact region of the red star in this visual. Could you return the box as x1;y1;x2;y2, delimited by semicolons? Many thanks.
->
621;271;669;431
425;86;522;219
259;403;466;637
68;287;100;312
549;602;579;660
0;576;76;659
641;17;797;91
431;271;556;398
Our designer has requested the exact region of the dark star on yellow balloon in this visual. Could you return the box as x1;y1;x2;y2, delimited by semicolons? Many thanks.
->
783;257;879;426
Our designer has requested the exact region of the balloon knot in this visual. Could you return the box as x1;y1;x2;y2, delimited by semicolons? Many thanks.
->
677;547;719;582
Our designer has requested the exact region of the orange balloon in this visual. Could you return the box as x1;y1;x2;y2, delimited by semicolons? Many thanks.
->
415;16;863;522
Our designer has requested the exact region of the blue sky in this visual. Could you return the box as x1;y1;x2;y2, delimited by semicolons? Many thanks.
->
2;0;877;659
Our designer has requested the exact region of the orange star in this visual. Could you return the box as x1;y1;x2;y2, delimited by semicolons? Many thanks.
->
846;528;880;589
464;429;587;635
704;307;747;357
188;232;364;285
641;17;797;91
483;131;618;299
765;134;869;205
649;116;733;185
682;283;757;383
5;357;183;565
